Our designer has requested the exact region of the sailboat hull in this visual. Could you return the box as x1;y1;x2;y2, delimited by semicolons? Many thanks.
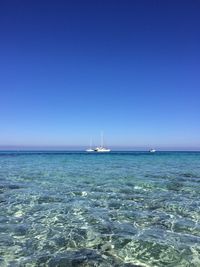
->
94;147;111;152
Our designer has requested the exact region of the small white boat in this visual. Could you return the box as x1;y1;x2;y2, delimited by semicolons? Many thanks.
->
86;148;94;152
94;147;111;152
86;139;94;152
149;149;156;153
94;132;111;152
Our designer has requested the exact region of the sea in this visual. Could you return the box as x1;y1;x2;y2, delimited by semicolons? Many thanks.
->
0;151;200;267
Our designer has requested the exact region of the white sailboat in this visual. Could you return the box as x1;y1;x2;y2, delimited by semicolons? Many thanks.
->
149;149;156;153
86;139;94;152
94;132;111;152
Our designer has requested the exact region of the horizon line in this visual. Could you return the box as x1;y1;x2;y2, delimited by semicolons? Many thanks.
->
0;146;200;152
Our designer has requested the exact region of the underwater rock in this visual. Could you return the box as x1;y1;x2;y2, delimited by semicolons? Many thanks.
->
48;248;142;267
8;184;21;190
48;249;102;267
14;225;28;236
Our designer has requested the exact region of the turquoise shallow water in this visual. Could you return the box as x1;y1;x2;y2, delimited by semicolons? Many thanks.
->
0;151;200;266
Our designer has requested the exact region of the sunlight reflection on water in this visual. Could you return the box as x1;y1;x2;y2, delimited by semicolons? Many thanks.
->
0;151;200;266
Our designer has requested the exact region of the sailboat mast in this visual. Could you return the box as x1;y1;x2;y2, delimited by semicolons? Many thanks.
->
101;131;104;147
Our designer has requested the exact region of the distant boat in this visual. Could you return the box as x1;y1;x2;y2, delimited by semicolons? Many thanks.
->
86;139;94;152
149;149;156;153
94;147;111;152
86;148;94;152
94;132;111;152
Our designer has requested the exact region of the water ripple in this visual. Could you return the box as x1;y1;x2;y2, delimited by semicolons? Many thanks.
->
0;152;200;266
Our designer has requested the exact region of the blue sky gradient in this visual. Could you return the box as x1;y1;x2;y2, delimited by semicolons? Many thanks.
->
0;0;200;149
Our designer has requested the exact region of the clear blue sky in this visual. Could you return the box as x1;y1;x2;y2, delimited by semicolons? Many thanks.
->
0;0;200;149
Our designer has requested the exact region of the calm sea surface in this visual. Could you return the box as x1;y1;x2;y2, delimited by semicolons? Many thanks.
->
0;151;200;267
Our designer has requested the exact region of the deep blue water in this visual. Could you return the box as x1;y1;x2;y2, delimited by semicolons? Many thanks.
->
0;151;200;266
